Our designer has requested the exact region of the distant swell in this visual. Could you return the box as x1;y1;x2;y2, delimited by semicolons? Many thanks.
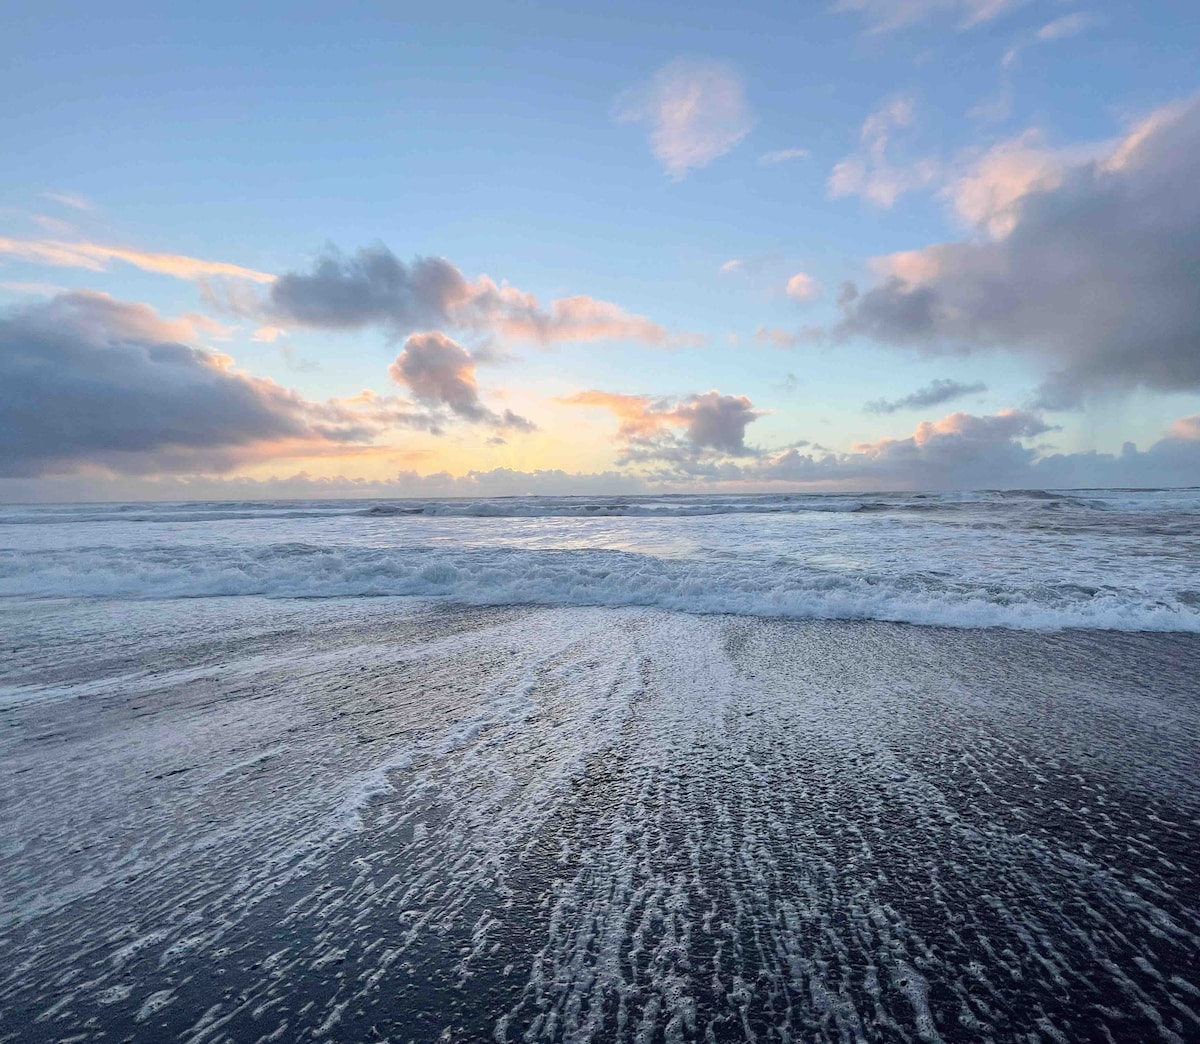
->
2;544;1197;633
5;488;1192;525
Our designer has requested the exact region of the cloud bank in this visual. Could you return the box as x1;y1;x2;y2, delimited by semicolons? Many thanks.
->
755;408;1200;490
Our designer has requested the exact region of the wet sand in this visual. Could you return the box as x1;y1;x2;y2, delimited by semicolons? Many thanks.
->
2;598;1198;1042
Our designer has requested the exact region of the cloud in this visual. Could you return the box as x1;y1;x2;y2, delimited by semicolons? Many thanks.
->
755;408;1200;490
388;332;535;431
941;128;1100;236
1002;14;1100;82
864;378;988;413
616;59;754;180
758;148;810;165
785;272;822;302
0;280;69;296
42;191;96;213
0;236;274;283
759;409;1051;486
0;291;411;477
836;96;1200;406
833;0;1030;33
754;323;825;348
265;244;687;347
828;95;940;208
562;388;765;467
1036;12;1098;41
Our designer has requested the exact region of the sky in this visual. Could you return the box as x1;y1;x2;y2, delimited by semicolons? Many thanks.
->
2;0;1199;500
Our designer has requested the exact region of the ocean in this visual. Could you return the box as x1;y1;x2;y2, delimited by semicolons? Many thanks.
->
1;490;1198;1042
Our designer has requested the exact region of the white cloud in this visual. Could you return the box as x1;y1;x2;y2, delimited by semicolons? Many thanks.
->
785;272;822;301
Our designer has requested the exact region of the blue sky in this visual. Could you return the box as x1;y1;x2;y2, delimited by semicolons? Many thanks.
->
2;0;1199;498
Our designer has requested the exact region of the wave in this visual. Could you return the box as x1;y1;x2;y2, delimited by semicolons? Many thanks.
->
3;544;1197;633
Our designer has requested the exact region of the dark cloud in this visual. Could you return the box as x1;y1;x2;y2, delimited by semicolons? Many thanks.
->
265;244;682;346
561;389;765;468
837;97;1200;407
388;332;535;432
270;248;470;333
673;391;762;454
0;292;385;477
865;378;988;414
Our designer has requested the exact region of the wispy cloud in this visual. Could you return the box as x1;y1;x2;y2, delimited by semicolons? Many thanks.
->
864;378;988;413
833;0;1030;34
0;280;69;296
0;236;275;283
42;190;96;213
758;148;810;165
616;59;754;181
828;95;940;207
1036;12;1098;41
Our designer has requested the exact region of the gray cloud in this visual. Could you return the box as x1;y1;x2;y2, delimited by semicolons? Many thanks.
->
673;391;762;454
388;332;535;432
0;292;386;477
264;244;682;347
837;97;1200;407
865;378;988;414
270;248;469;333
561;389;765;469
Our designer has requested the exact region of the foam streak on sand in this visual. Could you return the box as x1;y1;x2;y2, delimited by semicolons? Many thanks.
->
1;599;1199;1041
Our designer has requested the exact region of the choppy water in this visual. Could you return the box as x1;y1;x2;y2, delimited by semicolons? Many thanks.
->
1;492;1199;1041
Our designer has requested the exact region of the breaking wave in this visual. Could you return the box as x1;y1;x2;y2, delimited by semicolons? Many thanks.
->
3;543;1197;632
